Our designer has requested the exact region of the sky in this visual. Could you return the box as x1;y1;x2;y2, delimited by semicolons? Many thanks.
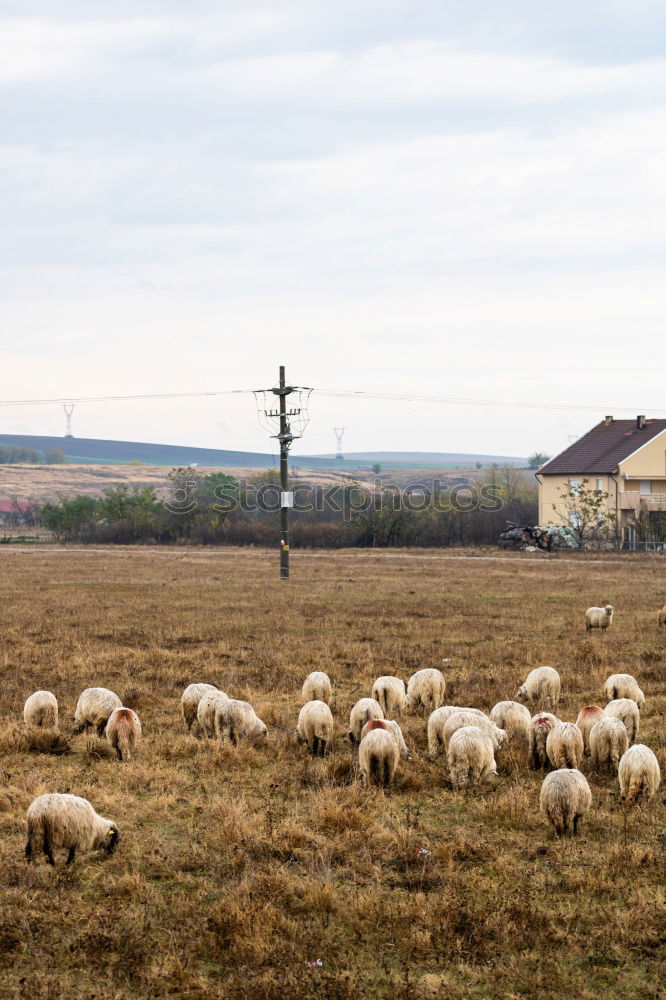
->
1;0;665;460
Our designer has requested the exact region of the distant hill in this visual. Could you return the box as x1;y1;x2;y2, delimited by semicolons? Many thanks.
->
0;434;526;470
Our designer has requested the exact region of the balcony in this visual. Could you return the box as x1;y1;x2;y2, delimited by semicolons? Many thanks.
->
619;492;666;512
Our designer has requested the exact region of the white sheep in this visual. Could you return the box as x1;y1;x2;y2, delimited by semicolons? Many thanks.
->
25;793;119;866
490;701;531;740
546;722;584;770
181;683;217;733
104;707;142;761
23;690;58;729
618;744;661;806
575;705;605;755
438;710;506;755
447;725;497;790
371;676;406;717
405;668;446;712
427;707;488;757
214;699;267;745
196;689;230;738
301;671;332;705
515;666;560;711
585;604;613;631
358;729;400;787
297;700;334;756
603;674;645;710
603;698;640;744
348;698;384;745
529;712;560;770
540;769;591;837
589;717;628;773
73;687;122;737
360;718;411;759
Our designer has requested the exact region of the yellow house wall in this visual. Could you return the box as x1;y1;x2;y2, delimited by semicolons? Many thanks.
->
618;431;666;481
538;473;614;525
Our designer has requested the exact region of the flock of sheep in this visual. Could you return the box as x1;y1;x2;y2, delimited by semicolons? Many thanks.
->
18;603;662;865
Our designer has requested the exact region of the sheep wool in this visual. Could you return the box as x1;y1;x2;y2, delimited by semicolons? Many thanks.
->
440;710;506;754
297;700;334;756
371;676;406;717
515;666;560;712
358;729;400;787
361;719;411;759
405;668;446;712
490;701;531;739
603;674;645;710
25;793;119;866
105;707;142;761
426;707;487;758
585;604;614;631
603;698;640;744
215;699;267;745
348;698;384;745
619;744;661;806
546;722;584;770
23;690;58;729
197;689;230;738
658;604;666;627
575;706;605;754
181;683;217;733
73;687;122;737
529;713;560;770
447;725;497;790
301;671;332;706
589;717;628;773
540;769;591;837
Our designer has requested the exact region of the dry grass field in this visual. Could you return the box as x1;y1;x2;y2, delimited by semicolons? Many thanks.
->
0;547;664;1000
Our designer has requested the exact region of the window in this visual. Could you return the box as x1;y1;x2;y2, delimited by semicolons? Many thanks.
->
569;477;581;495
640;480;651;495
596;477;603;493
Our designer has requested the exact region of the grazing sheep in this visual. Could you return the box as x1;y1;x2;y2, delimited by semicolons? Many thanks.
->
529;713;560;770
490;701;531;740
575;706;605;754
439;710;506;755
358;729;400;787
604;674;645;710
546;722;584;770
447;725;497;791
405;668;446;712
585;604;613;631
181;683;217;733
361;718;411;759
297;700;334;756
589;717;628;773
372;676;406;717
604;698;640;744
349;698;384;745
23;690;58;729
73;687;122;737
619;744;661;806
25;793;119;866
427;707;486;756
540;769;591;837
659;604;666;626
196;689;230;738
515;666;560;711
104;707;142;761
301;671;332;705
215;699;267;745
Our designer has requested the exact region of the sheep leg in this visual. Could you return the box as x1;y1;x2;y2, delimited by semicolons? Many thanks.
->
96;720;107;738
25;837;33;862
573;815;581;836
43;829;55;866
66;846;76;865
318;739;327;757
313;736;320;756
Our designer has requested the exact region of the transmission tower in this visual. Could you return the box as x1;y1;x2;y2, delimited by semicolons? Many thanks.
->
63;404;74;438
334;427;345;460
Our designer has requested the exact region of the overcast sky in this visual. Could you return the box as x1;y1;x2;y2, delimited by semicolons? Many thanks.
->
1;0;664;459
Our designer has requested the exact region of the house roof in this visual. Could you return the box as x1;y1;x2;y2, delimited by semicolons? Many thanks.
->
539;418;666;475
0;499;36;513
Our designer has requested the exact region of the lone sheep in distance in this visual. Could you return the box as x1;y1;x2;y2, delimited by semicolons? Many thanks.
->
25;793;119;866
604;673;645;710
181;683;217;733
73;687;122;737
104;707;142;761
619;745;661;806
372;676;406;717
301;671;332;705
297;700;334;756
529;713;560;770
405;668;446;712
540;769;591;837
490;701;531;740
546;722;584;770
585;604;613;631
447;725;497;791
348;698;384;745
358;729;400;787
604;698;640;744
515;666;560;712
575;705;604;755
23;691;58;729
589;717;628;773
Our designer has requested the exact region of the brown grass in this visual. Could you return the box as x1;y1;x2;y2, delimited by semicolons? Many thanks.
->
0;546;664;999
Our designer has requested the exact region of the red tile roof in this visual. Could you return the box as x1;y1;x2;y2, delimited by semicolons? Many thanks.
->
0;499;36;513
540;418;666;475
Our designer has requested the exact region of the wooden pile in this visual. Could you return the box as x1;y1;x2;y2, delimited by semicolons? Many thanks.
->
498;522;578;551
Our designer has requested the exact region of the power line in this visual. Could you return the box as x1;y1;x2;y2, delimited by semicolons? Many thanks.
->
0;389;252;407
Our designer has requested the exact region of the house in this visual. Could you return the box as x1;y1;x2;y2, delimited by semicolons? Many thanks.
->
537;415;666;549
0;499;40;526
